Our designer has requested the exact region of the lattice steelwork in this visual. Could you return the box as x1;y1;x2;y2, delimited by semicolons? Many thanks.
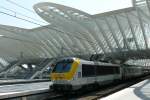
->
1;0;150;78
32;1;150;59
32;0;150;66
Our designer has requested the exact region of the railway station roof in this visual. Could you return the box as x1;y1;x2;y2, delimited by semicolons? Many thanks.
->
0;0;150;67
33;0;150;59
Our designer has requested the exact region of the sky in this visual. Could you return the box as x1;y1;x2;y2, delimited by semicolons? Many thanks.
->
0;0;132;29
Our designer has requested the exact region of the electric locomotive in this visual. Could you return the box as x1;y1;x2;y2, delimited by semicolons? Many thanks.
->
50;57;124;91
50;57;145;92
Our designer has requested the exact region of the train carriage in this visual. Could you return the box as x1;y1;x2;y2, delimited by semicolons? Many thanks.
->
50;57;146;92
50;58;122;91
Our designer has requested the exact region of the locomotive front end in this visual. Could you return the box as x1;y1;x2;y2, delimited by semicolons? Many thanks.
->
50;58;80;91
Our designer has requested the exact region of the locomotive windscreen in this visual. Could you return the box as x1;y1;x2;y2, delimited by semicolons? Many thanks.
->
52;62;72;73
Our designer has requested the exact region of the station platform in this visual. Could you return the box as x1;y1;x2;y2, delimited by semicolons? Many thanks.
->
0;79;49;85
101;79;150;100
0;81;52;99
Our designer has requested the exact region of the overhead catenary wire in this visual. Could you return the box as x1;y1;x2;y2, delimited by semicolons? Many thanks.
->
6;0;35;13
0;10;100;46
3;0;150;66
0;9;44;45
1;3;96;55
4;0;98;43
0;10;102;58
4;0;102;51
3;0;107;55
0;6;47;24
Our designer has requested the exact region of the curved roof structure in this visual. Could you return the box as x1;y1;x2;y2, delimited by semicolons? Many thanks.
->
1;0;150;79
0;25;45;61
1;0;150;66
33;1;150;60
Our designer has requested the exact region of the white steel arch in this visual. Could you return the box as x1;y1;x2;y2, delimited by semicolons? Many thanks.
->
1;0;150;73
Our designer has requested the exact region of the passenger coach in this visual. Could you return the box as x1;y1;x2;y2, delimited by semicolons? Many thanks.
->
50;57;144;92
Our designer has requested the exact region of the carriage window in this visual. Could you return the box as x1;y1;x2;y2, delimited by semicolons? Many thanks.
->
52;63;72;73
96;66;120;75
82;64;120;77
82;64;95;77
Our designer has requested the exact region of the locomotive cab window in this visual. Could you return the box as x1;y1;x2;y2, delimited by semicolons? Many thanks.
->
52;62;72;73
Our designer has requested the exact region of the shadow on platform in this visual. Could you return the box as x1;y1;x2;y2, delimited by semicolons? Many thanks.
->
133;79;150;100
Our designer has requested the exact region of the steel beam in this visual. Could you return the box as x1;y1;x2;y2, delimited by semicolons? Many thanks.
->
146;0;150;15
60;11;107;55
22;43;39;57
125;13;140;50
136;9;148;49
104;18;122;51
3;61;20;78
65;13;102;54
94;19;114;53
32;31;54;57
47;26;85;55
29;30;52;58
114;15;131;50
30;58;56;79
48;29;74;56
38;30;58;57
43;31;62;55
85;21;108;55
50;25;97;55
41;10;97;55
133;0;149;49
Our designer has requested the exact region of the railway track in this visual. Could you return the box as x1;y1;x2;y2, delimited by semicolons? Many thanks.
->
45;75;150;100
